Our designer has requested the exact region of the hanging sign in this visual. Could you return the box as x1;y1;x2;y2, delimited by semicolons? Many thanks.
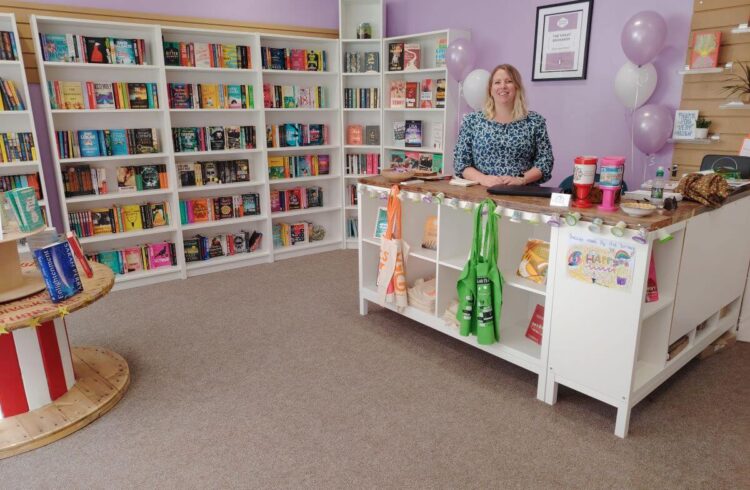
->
566;234;635;290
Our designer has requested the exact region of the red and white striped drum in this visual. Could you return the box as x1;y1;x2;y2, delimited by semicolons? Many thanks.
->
0;318;75;418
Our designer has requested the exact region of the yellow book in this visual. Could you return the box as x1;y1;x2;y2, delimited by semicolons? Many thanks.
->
121;204;143;232
0;134;8;162
200;84;220;109
61;82;85;110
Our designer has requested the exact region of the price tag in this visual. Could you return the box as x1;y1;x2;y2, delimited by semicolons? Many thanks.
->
550;193;571;208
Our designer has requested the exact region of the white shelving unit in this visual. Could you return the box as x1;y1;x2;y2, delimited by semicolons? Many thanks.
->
382;29;468;177
0;13;55;249
161;25;271;277
260;32;343;259
31;15;185;289
677;61;732;75
358;181;750;437
339;0;385;249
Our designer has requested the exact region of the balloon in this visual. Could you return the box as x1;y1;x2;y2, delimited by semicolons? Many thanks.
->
633;104;673;154
621;11;668;66
462;69;490;110
446;38;476;82
614;62;657;109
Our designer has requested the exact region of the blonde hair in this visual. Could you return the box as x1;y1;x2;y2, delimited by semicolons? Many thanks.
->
482;64;528;122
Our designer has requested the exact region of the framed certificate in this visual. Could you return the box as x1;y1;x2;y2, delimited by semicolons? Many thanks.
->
532;0;594;81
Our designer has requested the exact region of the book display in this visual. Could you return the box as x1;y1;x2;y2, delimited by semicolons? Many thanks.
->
0;14;53;248
162;26;270;276
262;32;342;259
383;29;467;176
32;15;183;289
339;0;385;247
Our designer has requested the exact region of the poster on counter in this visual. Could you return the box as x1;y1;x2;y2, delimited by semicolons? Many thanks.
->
566;234;635;291
532;0;593;81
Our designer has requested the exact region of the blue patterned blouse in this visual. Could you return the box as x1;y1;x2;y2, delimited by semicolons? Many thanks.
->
453;111;554;183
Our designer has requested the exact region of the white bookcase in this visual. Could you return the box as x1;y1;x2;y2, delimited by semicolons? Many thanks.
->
31;14;345;287
0;13;54;248
339;0;385;248
160;26;271;277
382;29;468;176
31;15;185;290
260;33;343;260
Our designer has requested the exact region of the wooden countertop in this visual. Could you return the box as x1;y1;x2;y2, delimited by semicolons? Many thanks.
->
359;176;750;231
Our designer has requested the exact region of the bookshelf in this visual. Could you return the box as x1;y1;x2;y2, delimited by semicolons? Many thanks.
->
339;0;385;249
260;33;343;258
382;29;468;179
31;15;185;289
160;25;272;277
0;13;54;251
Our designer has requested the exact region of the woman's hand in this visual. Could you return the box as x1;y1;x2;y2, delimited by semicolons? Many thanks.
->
485;175;525;186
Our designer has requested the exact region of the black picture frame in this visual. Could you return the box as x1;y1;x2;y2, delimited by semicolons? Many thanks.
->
532;0;594;81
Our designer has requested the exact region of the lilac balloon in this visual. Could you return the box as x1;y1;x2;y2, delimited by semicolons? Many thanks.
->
621;11;668;66
633;104;673;155
446;38;476;82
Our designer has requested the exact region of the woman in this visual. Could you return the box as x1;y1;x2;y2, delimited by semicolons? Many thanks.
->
453;64;554;187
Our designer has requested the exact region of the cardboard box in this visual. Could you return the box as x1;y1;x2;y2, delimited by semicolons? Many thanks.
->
699;330;737;360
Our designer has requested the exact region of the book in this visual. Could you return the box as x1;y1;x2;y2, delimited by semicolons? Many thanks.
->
163;42;180;66
41;34;69;62
388;42;404;71
347;124;364;145
690;31;721;69
85;37;109;63
94;83;115;108
128;83;149;109
114;39;137;64
148;242;172;268
65;231;93;278
140;165;160;190
209;126;226;150
404;120;422;148
672;110;699;140
6;187;44;232
420;79;433;108
117;166;138;191
78;130;101;157
123;247;143;272
432;122;444;150
405;82;418;108
364;51;379;73
435;38;447;67
61;82;85;110
389;80;406;108
121;204;143;231
373;206;388;238
393;121;405;142
365;126;380;145
421;216;437;250
525;304;545;345
436;79;446;108
646;255;659;303
404;44;421;71
33;241;83;303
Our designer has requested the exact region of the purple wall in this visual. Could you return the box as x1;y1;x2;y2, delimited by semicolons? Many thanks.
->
386;0;693;187
25;0;338;229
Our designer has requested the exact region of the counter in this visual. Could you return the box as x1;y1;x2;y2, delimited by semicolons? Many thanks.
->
356;178;750;437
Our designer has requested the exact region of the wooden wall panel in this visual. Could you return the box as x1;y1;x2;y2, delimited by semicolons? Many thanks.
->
674;0;750;175
0;0;338;83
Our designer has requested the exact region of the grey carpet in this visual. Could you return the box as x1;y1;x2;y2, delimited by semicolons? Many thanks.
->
2;250;748;489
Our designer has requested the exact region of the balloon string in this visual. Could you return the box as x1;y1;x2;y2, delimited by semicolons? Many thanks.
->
630;76;639;188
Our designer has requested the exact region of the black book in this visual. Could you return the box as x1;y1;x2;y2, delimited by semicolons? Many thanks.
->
388;42;404;71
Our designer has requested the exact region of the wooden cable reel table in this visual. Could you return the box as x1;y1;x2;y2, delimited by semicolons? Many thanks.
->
0;233;129;459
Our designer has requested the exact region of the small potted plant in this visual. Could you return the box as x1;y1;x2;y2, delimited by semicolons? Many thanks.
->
722;61;750;104
695;116;711;139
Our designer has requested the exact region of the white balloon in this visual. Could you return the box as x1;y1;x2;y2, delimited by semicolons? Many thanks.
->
614;61;657;109
462;69;490;110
